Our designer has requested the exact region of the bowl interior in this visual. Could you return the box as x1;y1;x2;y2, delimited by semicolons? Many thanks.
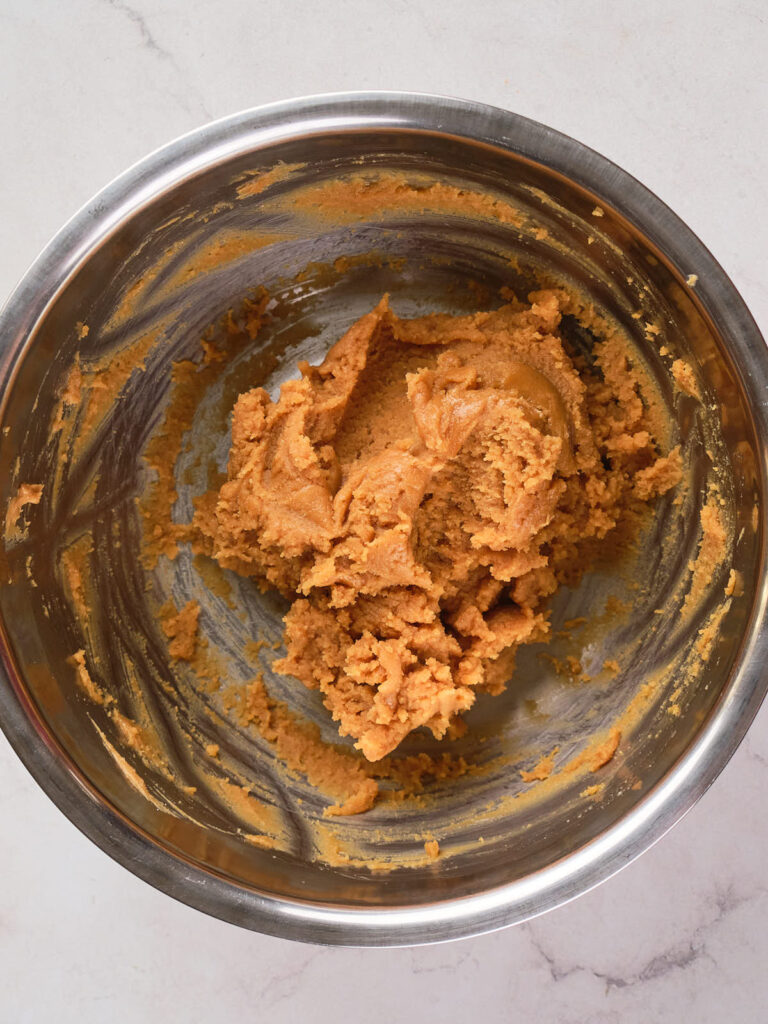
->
0;124;760;915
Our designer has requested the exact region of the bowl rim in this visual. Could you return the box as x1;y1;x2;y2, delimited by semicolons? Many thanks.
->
0;90;766;947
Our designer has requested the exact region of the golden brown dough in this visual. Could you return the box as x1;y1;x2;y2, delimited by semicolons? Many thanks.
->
199;290;680;761
5;482;43;535
161;600;201;661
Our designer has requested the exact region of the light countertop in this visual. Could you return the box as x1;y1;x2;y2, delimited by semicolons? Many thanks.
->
1;2;767;1021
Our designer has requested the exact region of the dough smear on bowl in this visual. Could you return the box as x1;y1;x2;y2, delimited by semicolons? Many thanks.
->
198;289;681;761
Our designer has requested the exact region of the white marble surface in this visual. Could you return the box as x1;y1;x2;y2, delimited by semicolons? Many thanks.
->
1;1;767;1020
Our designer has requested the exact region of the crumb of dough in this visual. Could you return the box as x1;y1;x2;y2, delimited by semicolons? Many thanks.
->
161;600;201;661
671;358;701;399
603;659;620;674
201;337;226;364
108;710;170;780
631;780;643;791
588;728;621;771
668;703;681;717
567;728;621;775
205;743;220;758
686;274;698;287
634;447;683;501
244;639;267;660
520;747;559;782
587;235;595;245
424;839;440;859
566;655;590;680
592;206;604;217
683;501;728;615
725;569;742;597
244;833;279;850
695;602;731;663
76;321;90;339
5;482;43;535
580;783;604;799
198;291;681;761
59;535;93;625
52;359;84;432
67;649;110;705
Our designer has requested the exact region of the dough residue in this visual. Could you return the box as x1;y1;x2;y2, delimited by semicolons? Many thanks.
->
570;727;622;774
684;499;728;616
671;358;701;399
520;746;559;783
424;839;440;859
5;482;43;536
68;649;109;705
236;675;379;816
161;600;201;661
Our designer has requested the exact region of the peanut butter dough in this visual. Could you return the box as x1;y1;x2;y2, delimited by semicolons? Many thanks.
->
5;482;43;536
199;290;681;761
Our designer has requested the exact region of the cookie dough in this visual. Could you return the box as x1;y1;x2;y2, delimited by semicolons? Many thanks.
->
200;290;680;761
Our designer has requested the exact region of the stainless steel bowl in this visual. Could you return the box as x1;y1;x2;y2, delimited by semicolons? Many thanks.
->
1;92;766;946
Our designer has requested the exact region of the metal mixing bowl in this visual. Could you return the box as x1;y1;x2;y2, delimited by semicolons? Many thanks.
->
1;93;766;946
